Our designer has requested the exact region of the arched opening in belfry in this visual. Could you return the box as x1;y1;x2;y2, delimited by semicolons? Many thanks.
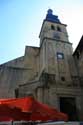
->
57;26;61;32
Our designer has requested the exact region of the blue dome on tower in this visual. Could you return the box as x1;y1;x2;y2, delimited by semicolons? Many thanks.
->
47;9;53;15
45;9;61;23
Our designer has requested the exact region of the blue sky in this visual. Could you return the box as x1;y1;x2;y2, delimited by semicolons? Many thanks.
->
0;0;83;64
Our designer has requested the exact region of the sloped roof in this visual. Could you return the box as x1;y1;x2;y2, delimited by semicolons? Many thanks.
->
45;9;61;24
73;35;83;55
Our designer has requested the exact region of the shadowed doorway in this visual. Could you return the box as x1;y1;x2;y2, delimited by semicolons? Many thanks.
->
60;97;78;121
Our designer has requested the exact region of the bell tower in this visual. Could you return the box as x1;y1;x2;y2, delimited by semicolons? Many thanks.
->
39;9;77;86
39;9;69;45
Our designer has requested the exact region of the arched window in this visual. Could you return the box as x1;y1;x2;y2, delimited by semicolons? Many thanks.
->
51;25;55;30
57;26;61;32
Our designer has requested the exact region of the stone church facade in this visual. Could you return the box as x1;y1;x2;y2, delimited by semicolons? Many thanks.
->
0;9;83;120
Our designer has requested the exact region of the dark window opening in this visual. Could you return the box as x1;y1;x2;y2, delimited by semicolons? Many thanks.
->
15;88;19;98
57;26;61;32
61;77;65;81
60;97;78;121
51;25;55;30
76;51;80;59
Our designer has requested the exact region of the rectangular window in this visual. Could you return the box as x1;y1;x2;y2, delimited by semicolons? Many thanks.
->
57;52;64;59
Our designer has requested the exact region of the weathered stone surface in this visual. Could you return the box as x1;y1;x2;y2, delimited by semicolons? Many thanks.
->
0;10;83;120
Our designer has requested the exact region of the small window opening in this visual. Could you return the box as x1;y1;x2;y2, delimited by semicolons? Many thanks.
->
61;77;65;81
57;26;61;32
51;25;55;30
57;52;64;59
76;51;80;59
15;88;19;98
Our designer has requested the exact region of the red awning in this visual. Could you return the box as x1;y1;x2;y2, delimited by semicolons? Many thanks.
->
0;97;68;121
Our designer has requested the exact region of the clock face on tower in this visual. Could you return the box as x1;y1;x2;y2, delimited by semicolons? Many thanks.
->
53;32;60;39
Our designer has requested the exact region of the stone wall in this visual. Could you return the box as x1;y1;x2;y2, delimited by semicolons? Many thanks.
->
40;38;79;87
24;46;40;81
0;66;24;98
39;21;69;45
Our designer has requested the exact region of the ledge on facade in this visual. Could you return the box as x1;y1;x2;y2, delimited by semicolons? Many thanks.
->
0;65;32;71
40;37;72;47
19;79;40;87
25;45;39;48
